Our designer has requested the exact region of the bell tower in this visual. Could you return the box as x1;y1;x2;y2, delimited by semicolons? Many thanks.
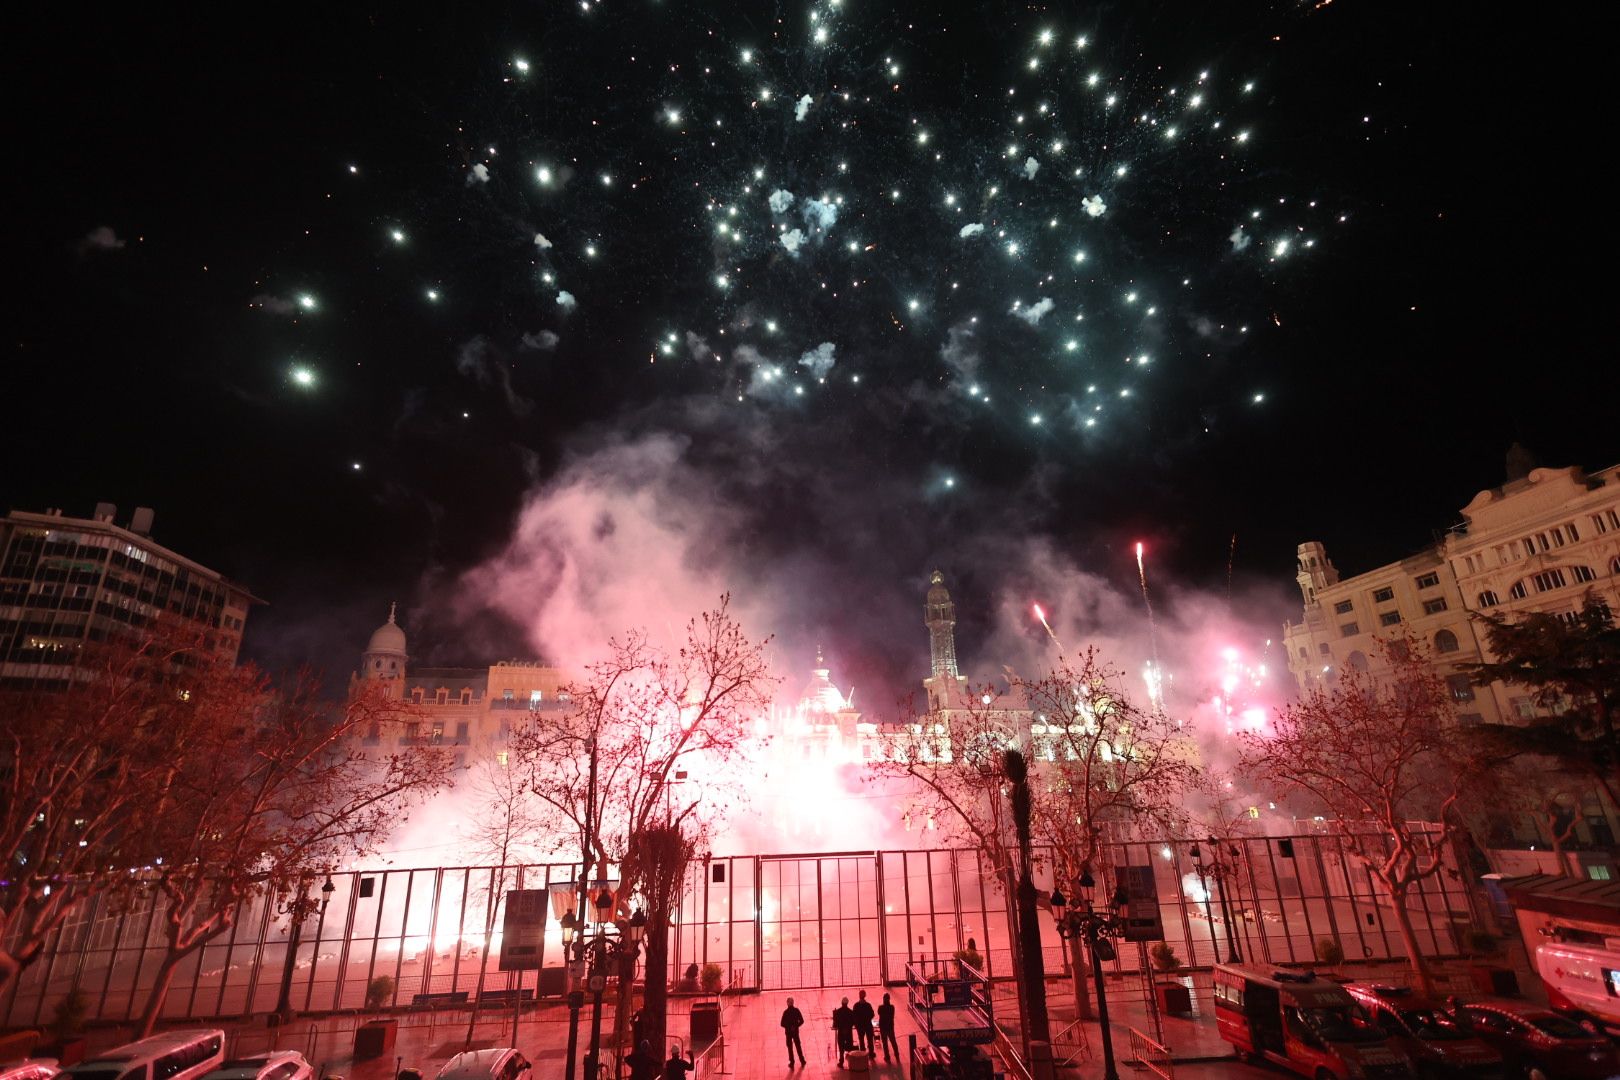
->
925;570;960;680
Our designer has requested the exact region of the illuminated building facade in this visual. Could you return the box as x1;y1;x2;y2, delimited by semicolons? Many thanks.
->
1282;458;1620;858
351;604;568;768
0;504;257;689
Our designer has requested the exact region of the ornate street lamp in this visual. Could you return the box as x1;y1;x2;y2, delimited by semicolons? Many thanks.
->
1051;872;1130;1080
273;873;335;1024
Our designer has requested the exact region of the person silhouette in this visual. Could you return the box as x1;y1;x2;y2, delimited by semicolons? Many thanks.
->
781;997;807;1068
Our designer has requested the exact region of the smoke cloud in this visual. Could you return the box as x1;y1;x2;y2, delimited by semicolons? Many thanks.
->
794;94;814;122
555;290;577;311
780;228;805;254
797;341;837;380
1082;194;1107;218
800;196;839;232
959;222;985;239
1011;296;1055;325
1229;226;1252;252
468;163;491;185
1023;156;1040;180
77;225;125;253
454;336;533;417
520;329;559;351
768;188;795;215
533;232;553;249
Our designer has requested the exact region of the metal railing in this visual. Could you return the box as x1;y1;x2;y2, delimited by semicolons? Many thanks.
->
1126;1026;1173;1079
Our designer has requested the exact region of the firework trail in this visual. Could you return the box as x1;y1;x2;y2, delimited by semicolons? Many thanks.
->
1136;542;1164;704
1032;602;1064;652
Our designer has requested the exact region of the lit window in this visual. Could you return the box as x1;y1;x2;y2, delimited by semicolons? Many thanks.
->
530;689;542;708
1445;674;1475;703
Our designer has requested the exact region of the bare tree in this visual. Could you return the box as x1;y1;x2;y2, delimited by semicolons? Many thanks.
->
0;630;206;993
133;670;452;1033
512;596;774;1059
1023;650;1196;1018
462;756;549;1041
1239;638;1483;994
865;683;1038;1044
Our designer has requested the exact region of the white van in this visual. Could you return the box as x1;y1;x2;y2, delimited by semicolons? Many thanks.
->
62;1031;225;1080
1536;942;1620;1034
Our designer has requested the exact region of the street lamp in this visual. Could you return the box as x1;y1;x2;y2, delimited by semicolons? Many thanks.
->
1050;872;1129;1080
273;873;335;1024
1190;841;1242;963
564;890;647;1080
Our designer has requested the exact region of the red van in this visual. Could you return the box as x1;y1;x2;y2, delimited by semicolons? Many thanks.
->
1214;964;1415;1079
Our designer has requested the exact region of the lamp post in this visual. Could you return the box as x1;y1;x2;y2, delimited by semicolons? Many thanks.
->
1190;841;1241;963
273;873;335;1024
561;889;647;1080
1050;872;1128;1080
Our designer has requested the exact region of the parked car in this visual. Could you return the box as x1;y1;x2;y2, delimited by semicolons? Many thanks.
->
432;1050;529;1080
61;1031;224;1080
1;1060;62;1080
1213;963;1415;1078
1452;999;1620;1080
199;1052;313;1080
1344;984;1510;1078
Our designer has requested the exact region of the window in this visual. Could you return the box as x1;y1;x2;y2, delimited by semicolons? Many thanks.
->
1509;581;1528;600
1550;528;1565;548
436;688;448;704
1422;597;1449;615
1434;629;1460;653
1297;646;1307;659
411;688;424;704
1565;523;1580;542
1340;622;1360;637
1524;539;1537;558
1512;696;1536;719
461;688;472;704
496;750;510;766
1590;865;1613;881
1347;650;1369;672
1446;674;1475;703
1334;600;1354;615
1477;590;1499;608
1388;640;1410;661
529;689;543;708
1556;610;1582;627
1415;572;1440;589
1318;642;1331;656
1372;586;1395;603
502;688;515;701
1457;712;1482;727
1612;556;1620;575
1597;513;1612;535
1572;565;1596;583
1532;568;1567;592
1380;611;1402;627
431;724;444;743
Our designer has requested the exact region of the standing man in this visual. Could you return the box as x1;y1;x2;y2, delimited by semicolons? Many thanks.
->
877;993;900;1065
831;996;857;1068
781;997;808;1068
663;1045;694;1080
851;990;876;1055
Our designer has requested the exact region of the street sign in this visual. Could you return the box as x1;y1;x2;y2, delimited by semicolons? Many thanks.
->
1116;865;1165;942
499;889;548;971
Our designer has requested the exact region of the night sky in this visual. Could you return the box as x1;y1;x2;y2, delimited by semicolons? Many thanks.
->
6;2;1613;693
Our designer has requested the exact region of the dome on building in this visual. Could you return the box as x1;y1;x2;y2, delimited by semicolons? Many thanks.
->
366;602;407;657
